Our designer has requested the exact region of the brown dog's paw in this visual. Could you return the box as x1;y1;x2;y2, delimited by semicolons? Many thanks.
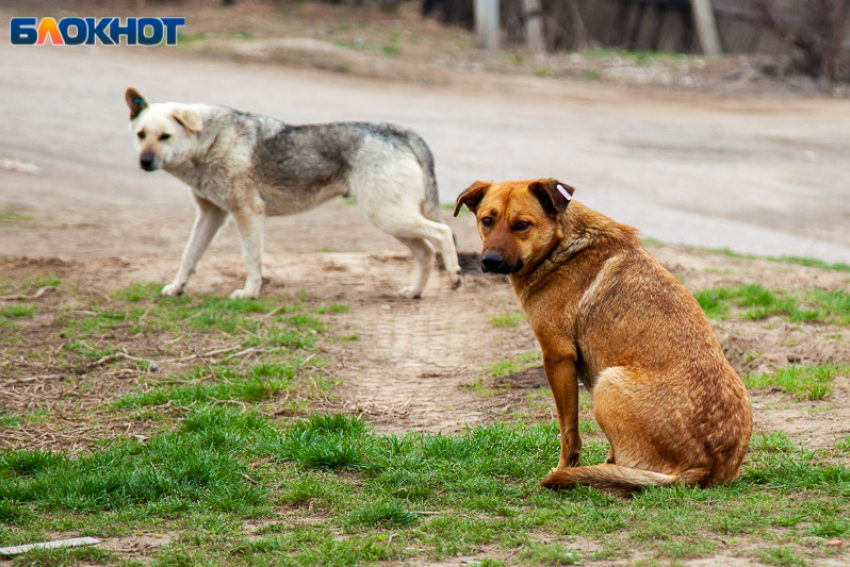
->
568;451;581;467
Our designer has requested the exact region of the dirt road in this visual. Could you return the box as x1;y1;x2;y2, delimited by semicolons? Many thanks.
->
1;25;850;265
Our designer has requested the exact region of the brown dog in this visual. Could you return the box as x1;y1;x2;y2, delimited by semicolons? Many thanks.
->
454;179;752;497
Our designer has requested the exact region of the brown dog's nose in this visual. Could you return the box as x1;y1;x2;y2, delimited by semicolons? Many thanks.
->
481;253;504;272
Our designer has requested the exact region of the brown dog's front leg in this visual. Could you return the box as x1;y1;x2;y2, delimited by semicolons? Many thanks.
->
543;355;581;469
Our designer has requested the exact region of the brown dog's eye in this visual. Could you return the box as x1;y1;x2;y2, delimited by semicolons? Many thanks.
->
514;221;531;232
481;217;493;228
137;131;146;140
159;134;171;141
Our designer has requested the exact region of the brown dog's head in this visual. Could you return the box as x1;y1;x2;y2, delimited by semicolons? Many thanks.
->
453;179;575;274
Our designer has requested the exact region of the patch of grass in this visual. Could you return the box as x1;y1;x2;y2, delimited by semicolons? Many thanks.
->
11;545;117;566
490;311;524;328
112;281;162;302
116;364;296;408
0;413;21;427
534;67;556;78
0;304;35;318
777;256;850;273
745;364;845;401
0;414;269;516
316;302;349;314
759;546;809;566
703;247;850;273
0;211;35;224
345;500;418;528
0;273;61;293
489;350;542;377
2;410;849;564
521;542;580;565
694;283;849;323
583;70;603;81
809;289;850;324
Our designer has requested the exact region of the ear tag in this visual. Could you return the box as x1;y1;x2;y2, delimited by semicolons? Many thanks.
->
556;184;572;201
135;98;146;104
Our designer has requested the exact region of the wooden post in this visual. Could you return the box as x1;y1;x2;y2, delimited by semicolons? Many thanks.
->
474;0;500;52
690;0;722;55
522;0;544;53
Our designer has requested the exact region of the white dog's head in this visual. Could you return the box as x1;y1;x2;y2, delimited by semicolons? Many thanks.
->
125;88;204;172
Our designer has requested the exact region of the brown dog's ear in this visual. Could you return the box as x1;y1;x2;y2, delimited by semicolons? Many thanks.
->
125;88;148;121
171;107;204;133
454;180;491;217
530;178;574;215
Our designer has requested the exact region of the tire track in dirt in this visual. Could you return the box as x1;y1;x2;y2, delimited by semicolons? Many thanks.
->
315;257;529;434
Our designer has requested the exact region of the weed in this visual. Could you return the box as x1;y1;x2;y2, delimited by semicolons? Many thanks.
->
316;303;349;314
745;364;845;401
694;283;849;323
0;413;21;427
521;542;580;565
490;311;523;328
489;351;542;377
759;547;809;566
345;500;418;528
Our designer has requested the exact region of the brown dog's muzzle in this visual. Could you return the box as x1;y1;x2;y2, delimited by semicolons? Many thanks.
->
480;252;523;274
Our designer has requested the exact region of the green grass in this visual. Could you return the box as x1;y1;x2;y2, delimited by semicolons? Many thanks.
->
2;413;848;565
745;364;846;401
2;276;849;565
0;211;36;224
489;351;543;377
705;247;850;273
490;311;524;328
0;304;36;318
693;283;850;323
316;302;349;314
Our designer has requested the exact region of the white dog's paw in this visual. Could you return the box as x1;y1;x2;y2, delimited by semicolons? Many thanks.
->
399;286;423;299
229;288;259;300
161;282;184;296
449;269;462;290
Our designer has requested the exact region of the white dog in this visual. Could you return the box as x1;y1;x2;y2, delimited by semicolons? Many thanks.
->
125;88;462;299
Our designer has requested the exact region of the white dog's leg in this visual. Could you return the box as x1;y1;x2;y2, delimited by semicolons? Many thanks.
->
395;237;436;299
162;198;228;296
230;208;265;299
351;146;462;297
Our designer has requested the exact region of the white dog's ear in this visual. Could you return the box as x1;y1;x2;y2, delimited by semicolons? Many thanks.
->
125;88;148;121
171;107;203;133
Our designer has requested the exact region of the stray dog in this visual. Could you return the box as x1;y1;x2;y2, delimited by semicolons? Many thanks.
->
454;179;752;497
124;88;461;299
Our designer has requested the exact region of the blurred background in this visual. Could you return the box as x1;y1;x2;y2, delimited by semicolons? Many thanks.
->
1;0;849;265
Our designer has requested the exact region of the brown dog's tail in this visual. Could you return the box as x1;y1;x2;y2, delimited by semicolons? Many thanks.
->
540;465;680;498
